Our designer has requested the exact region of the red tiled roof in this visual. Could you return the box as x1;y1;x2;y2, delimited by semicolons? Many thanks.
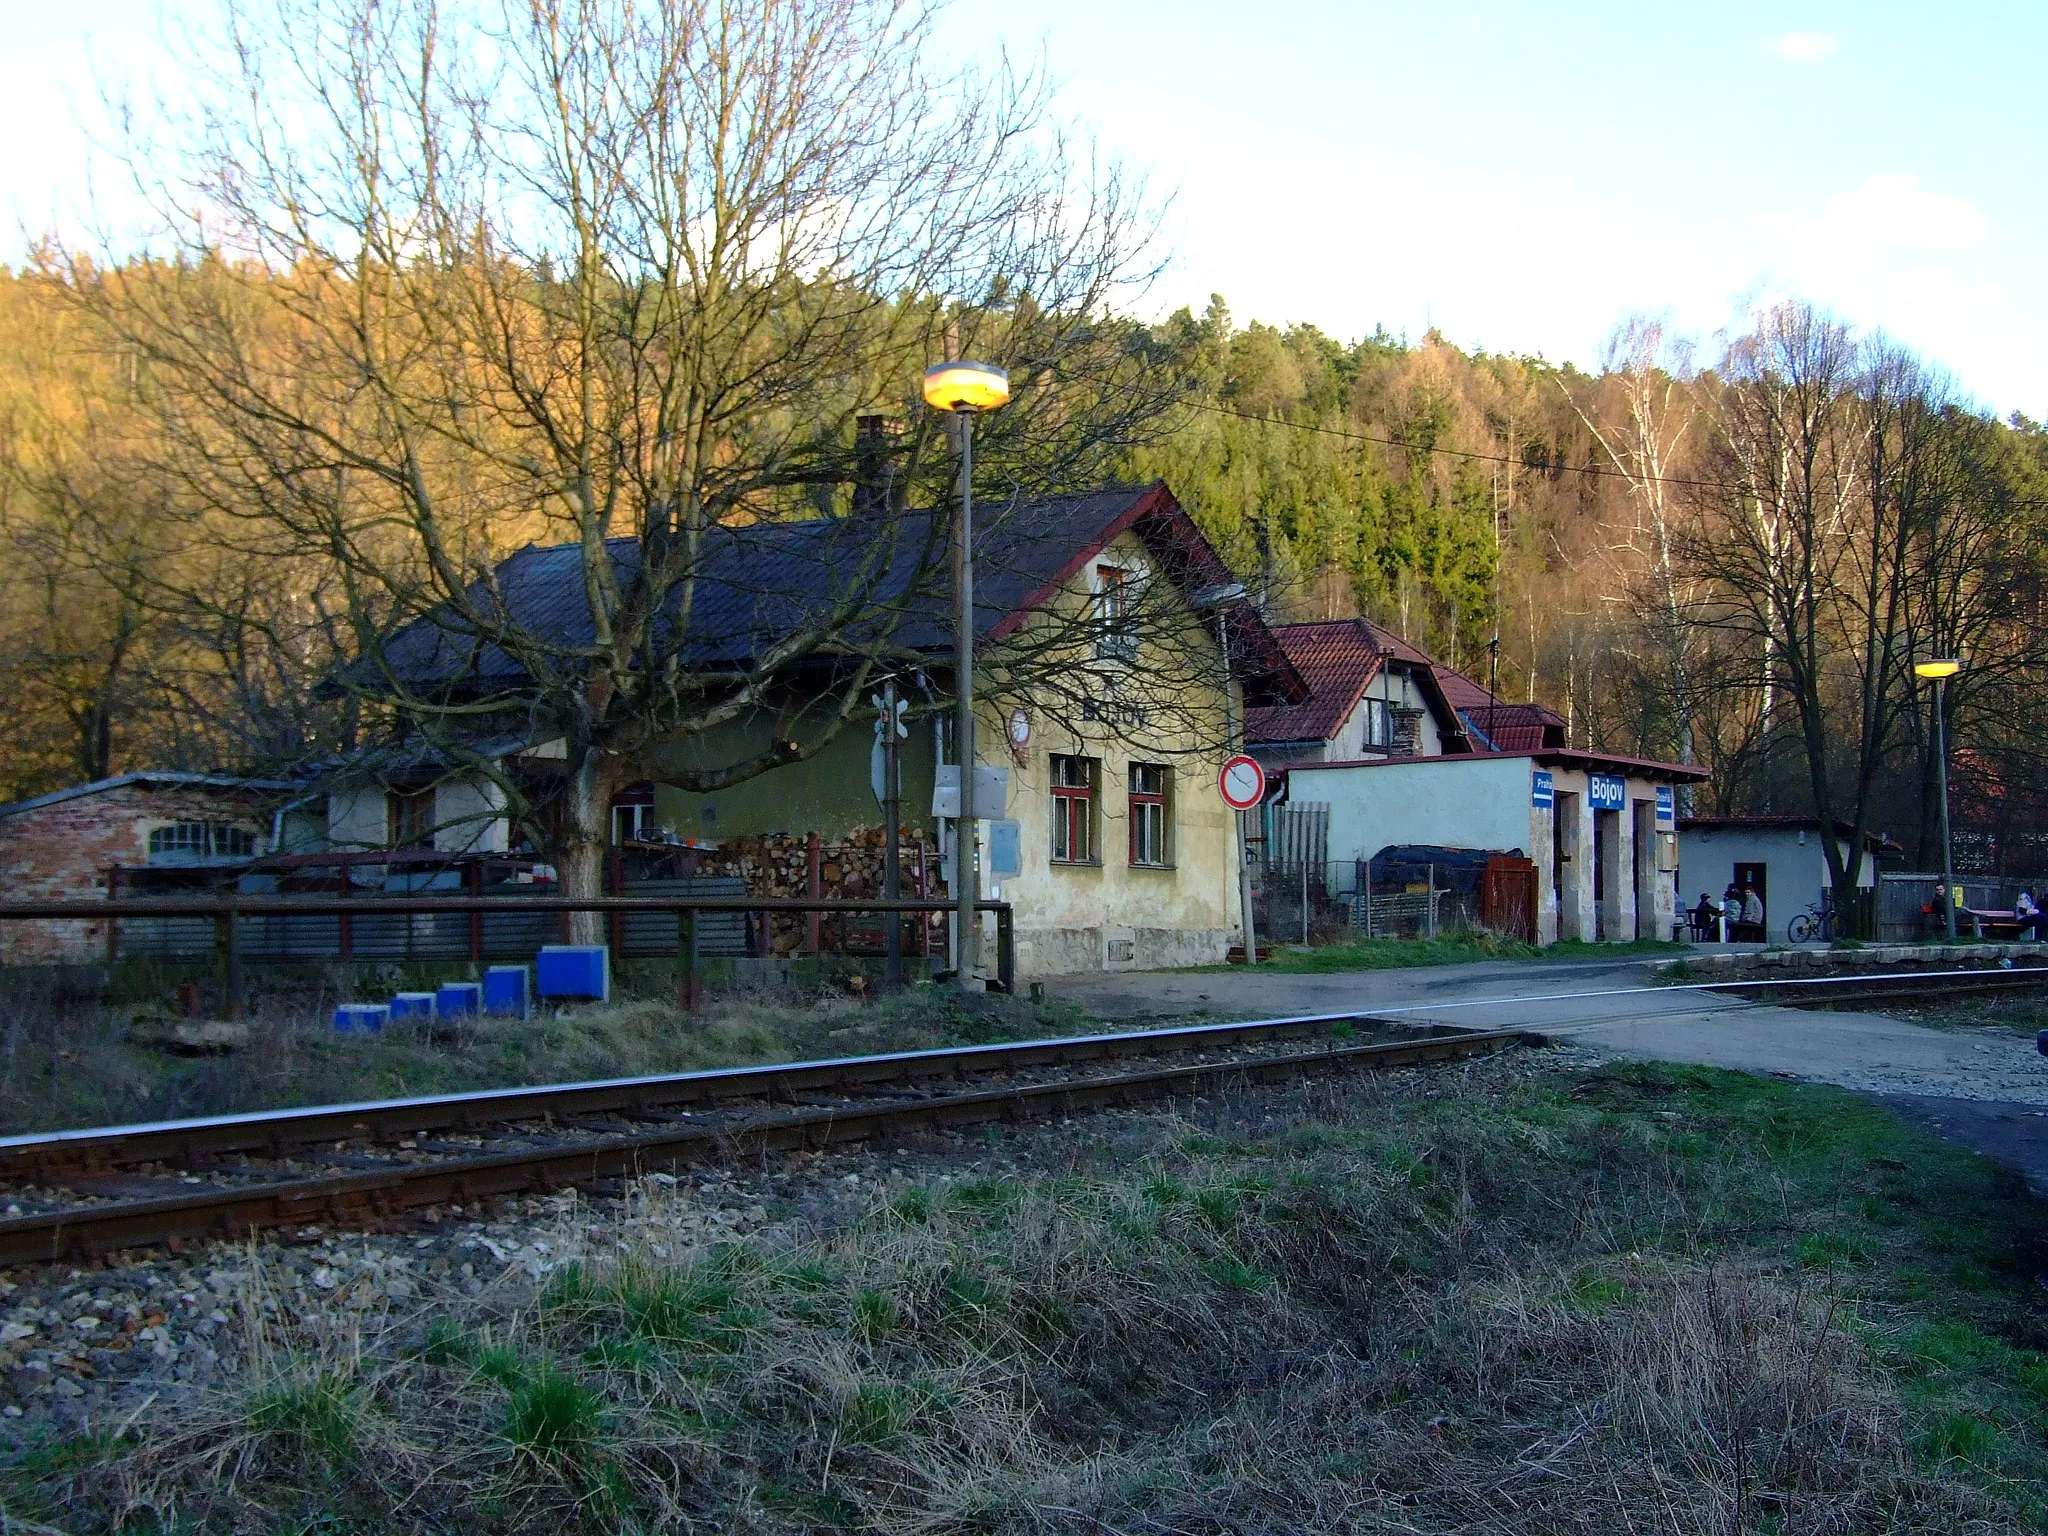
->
1247;619;1399;744
1430;665;1566;752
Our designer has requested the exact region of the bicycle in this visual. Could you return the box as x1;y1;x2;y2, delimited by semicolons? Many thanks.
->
1786;901;1842;944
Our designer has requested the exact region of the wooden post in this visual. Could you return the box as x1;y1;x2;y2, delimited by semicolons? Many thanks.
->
224;906;245;1019
995;905;1014;994
105;866;120;968
677;907;698;1012
915;842;930;957
608;848;625;954
805;833;822;954
467;861;483;961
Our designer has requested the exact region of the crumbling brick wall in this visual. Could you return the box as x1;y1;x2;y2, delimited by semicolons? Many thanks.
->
0;784;276;962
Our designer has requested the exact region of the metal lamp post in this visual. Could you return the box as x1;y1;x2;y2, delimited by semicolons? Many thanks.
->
1915;657;1963;940
1196;582;1257;965
923;360;1010;990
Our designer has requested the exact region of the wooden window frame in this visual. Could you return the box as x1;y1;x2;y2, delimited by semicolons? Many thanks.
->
1092;564;1137;662
1050;753;1098;864
1128;762;1171;867
387;789;435;850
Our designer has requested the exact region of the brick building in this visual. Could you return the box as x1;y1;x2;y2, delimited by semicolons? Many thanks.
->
0;773;298;962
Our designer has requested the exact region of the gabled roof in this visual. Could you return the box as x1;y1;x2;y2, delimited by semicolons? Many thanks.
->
1678;814;1903;852
1431;666;1567;752
1247;618;1465;748
360;482;1305;709
0;772;302;822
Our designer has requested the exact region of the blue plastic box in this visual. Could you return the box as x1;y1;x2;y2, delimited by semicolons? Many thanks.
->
483;965;531;1018
536;945;610;1002
390;991;439;1021
333;1003;390;1034
436;982;482;1019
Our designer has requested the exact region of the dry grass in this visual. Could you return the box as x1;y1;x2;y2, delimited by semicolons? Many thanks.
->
0;976;1085;1134
12;1061;2048;1533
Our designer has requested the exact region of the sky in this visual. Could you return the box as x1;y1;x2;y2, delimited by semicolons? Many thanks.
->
4;0;2041;416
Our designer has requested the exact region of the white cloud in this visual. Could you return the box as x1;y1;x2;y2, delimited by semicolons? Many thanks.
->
1769;31;1839;63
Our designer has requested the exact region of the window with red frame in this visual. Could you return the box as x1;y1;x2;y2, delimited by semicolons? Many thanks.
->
1128;762;1170;866
1050;754;1097;863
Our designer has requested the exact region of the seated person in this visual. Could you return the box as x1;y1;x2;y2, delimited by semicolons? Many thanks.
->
1690;892;1722;940
2019;890;2047;941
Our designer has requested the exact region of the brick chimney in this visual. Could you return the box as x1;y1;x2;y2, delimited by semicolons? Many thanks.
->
852;414;901;518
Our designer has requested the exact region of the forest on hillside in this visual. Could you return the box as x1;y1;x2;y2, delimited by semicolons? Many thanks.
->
1;0;2044;888
1123;300;2048;879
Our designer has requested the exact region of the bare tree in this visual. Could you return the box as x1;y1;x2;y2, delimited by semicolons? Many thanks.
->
57;0;1172;927
1684;304;1944;894
1565;316;1704;770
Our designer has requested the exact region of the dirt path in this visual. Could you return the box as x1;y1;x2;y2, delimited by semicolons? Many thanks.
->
1044;955;2048;1188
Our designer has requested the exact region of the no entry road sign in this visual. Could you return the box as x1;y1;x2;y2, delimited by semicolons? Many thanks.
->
1219;754;1266;812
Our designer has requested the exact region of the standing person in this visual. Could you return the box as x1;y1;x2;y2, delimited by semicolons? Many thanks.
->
1721;880;1742;943
1742;884;1765;937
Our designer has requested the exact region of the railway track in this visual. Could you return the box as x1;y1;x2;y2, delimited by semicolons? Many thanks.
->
0;1014;1532;1268
1;962;2037;1271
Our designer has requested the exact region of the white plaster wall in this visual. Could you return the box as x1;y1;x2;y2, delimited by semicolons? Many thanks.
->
1677;826;1836;944
1289;756;1532;874
327;787;387;851
434;777;510;853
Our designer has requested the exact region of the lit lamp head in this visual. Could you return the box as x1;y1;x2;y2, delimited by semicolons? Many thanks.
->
922;360;1010;413
1914;658;1963;680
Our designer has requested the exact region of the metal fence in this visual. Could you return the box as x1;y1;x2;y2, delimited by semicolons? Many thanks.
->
0;893;1014;1011
112;878;757;964
1257;802;1331;943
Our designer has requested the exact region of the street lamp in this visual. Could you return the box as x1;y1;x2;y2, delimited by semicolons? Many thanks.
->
923;360;1010;990
1915;657;1963;940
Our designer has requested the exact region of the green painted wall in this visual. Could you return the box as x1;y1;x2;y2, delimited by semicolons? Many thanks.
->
648;711;941;841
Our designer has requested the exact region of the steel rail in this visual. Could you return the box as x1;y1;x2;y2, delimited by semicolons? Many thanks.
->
3;966;2039;1181
0;1027;1527;1266
0;1009;1421;1179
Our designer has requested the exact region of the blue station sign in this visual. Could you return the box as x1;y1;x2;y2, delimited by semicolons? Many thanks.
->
1531;769;1554;809
1655;786;1675;827
1588;773;1627;811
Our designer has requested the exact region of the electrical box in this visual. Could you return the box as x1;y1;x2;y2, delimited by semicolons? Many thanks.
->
537;946;611;1003
1656;832;1679;872
483;965;531;1018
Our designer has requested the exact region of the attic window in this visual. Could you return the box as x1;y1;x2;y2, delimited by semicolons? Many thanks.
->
147;823;256;866
1092;565;1137;662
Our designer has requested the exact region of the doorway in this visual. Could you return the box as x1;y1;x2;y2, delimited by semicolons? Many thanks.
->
1552;791;1582;940
1733;861;1767;940
1593;808;1619;940
1631;800;1654;939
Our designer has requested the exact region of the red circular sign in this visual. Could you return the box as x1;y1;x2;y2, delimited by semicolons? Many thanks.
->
1218;754;1266;811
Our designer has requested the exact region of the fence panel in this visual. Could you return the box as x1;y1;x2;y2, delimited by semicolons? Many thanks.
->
619;877;750;957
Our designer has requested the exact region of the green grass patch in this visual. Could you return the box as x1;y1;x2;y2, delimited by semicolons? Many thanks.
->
38;1057;2048;1534
0;981;1096;1136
